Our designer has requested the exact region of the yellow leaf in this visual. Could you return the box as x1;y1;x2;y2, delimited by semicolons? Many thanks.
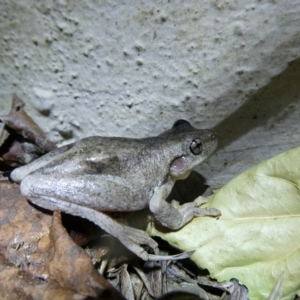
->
148;146;300;299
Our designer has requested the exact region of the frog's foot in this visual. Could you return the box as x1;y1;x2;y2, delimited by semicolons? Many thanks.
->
168;196;221;229
118;226;159;261
150;183;221;230
177;196;221;223
170;196;209;209
193;195;209;206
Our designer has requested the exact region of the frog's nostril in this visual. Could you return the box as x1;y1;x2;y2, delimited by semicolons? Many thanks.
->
210;133;217;140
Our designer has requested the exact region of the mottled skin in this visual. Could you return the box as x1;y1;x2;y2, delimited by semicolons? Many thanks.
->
11;120;219;260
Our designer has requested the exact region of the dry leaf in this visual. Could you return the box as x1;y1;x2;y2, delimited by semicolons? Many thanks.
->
0;181;124;300
0;95;56;166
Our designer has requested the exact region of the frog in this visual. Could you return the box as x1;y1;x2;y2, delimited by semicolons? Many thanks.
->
11;119;220;260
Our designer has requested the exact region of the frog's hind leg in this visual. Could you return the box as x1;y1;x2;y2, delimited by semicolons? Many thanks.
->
20;173;143;211
26;194;157;261
11;143;74;182
19;174;158;261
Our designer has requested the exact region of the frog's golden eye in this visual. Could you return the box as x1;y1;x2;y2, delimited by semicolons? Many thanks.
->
190;138;203;155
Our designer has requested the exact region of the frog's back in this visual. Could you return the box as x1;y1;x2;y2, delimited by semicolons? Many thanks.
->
74;136;169;201
80;135;168;174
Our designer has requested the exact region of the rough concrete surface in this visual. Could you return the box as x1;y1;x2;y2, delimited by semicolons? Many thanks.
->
0;1;300;186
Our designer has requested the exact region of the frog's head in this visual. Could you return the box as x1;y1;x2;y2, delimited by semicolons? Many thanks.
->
160;119;218;180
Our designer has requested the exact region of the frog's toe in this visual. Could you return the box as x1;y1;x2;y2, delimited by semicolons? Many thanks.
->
194;207;221;217
194;196;209;206
127;243;150;261
121;227;158;260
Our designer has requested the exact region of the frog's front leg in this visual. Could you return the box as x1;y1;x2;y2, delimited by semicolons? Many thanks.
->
149;181;221;230
20;175;158;261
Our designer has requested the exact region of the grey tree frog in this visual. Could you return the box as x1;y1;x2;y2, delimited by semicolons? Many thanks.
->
11;120;220;260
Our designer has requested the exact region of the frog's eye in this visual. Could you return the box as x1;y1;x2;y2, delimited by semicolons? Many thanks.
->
173;119;192;131
190;138;203;155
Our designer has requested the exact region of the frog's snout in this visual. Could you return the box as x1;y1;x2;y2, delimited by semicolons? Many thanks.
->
209;133;218;141
207;132;218;154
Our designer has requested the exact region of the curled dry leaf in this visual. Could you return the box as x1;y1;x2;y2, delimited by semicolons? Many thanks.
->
0;95;56;166
0;180;124;300
0;95;56;152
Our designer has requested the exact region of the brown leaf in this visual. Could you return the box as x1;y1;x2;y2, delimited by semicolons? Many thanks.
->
48;210;123;298
0;181;124;300
0;95;56;166
0;95;56;152
0;254;86;300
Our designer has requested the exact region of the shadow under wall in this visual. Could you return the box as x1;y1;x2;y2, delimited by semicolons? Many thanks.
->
212;57;300;150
